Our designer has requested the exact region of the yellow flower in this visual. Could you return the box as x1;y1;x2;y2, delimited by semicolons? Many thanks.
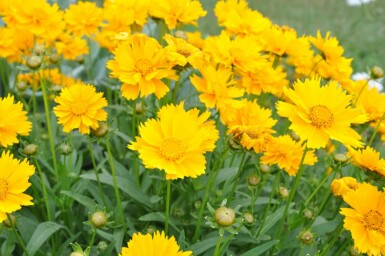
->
55;34;89;61
119;231;192;256
352;81;385;121
163;34;203;68
276;77;367;149
64;1;103;37
330;177;359;197
349;146;385;177
107;34;177;100
227;99;277;153
53;83;108;134
0;95;31;147
340;183;385;256
0;28;17;59
150;0;206;30
260;135;317;176
128;102;218;180
190;64;244;122
0;151;35;222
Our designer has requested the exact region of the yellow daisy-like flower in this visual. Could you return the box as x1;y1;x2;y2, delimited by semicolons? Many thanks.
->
349;146;385;177
340;183;385;256
226;99;277;153
55;34;89;61
0;151;35;222
64;1;103;37
119;231;192;256
53;83;108;134
128;102;218;180
260;135;317;176
150;0;206;30
0;95;31;147
276;77;368;149
107;34;177;100
330;177;359;197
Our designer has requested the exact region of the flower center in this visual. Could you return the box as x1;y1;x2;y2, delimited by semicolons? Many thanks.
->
71;101;87;115
160;138;185;161
308;105;334;128
0;179;8;200
364;210;384;231
177;48;191;58
134;58;154;76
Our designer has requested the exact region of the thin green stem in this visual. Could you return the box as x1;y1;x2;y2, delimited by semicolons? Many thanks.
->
251;189;255;214
88;138;108;207
213;234;223;256
304;174;330;207
40;76;58;178
228;152;247;202
34;158;52;221
219;224;243;252
131;99;140;186
7;213;29;256
275;146;308;241
105;138;126;233
87;37;94;82
319;222;344;256
165;179;171;235
89;228;97;249
172;80;180;103
368;111;385;146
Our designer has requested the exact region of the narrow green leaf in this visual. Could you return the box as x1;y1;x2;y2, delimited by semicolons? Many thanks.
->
260;204;293;234
24;222;63;256
240;240;279;256
61;190;96;210
139;212;180;232
190;237;218;255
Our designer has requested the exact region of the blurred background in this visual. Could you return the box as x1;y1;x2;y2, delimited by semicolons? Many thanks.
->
198;0;385;72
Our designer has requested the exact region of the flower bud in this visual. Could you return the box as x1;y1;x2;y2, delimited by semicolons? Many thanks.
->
278;186;289;199
59;143;72;155
145;225;157;234
16;81;28;91
247;174;261;188
299;230;314;245
135;102;143;114
215;189;223;197
23;144;38;156
92;122;108;138
174;31;188;41
49;53;60;64
3;214;16;228
214;206;235;227
26;55;42;70
70;253;84;256
173;207;185;218
302;209;314;219
75;55;84;64
194;200;202;210
290;130;300;142
242;211;254;225
371;66;384;79
91;211;107;228
97;241;108;252
34;44;45;56
333;153;348;163
227;134;242;150
349;246;359;256
259;163;270;174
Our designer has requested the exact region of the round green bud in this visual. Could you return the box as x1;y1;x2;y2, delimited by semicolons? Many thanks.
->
91;211;108;228
23;144;38;156
26;55;42;70
214;206;235;227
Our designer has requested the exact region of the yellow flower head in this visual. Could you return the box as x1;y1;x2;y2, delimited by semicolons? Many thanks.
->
0;95;31;147
0;151;35;222
340;183;385;256
150;0;206;30
349;146;385;177
227;99;277;153
276;77;368;149
119;231;192;256
330;177;359;197
260;135;317;176
0;28;17;59
352;81;385;121
53;83;108;134
64;1;103;37
107;34;177;100
128;102;219;180
55;34;89;61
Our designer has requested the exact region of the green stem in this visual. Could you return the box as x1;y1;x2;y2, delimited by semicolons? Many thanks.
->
219;224;244;252
213;234;223;256
88;138;108;207
275;146;308;241
87;37;94;82
251;189;255;214
89;228;97;248
368;111;385;146
172;80;180;103
40;76;58;178
6;213;29;256
228;152;247;202
105;138;126;233
131;99;140;186
34;158;52;221
319;222;344;256
31;88;39;139
304;174;330;207
165;179;171;235
193;147;229;243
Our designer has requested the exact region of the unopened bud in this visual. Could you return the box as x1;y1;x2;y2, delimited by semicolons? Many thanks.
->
135;102;143;114
97;241;108;252
17;81;28;91
91;211;107;228
247;174;261;188
303;209;314;219
259;163;270;174
290;131;300;142
371;66;384;79
59;143;72;155
23;144;38;156
173;207;185;218
174;31;188;41
34;44;45;56
75;55;84;64
242;211;254;225
26;55;42;70
299;230;314;245
49;53;60;64
194;200;202;210
92;122;108;138
145;225;157;234
227;134;242;150
278;186;289;198
349;246;359;256
333;153;348;163
214;206;235;227
70;253;84;256
3;214;16;228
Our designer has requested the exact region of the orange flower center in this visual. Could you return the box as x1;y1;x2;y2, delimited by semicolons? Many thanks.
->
364;210;384;231
71;101;87;115
134;58;154;76
0;179;8;200
160;138;185;161
177;48;191;58
308;105;334;128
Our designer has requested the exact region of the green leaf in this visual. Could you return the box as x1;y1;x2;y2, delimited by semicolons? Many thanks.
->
260;204;294;234
240;240;279;256
61;190;96;210
24;222;63;256
190;237;218;255
138;212;180;232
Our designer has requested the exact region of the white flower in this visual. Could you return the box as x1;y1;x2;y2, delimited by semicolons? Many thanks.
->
346;0;375;6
